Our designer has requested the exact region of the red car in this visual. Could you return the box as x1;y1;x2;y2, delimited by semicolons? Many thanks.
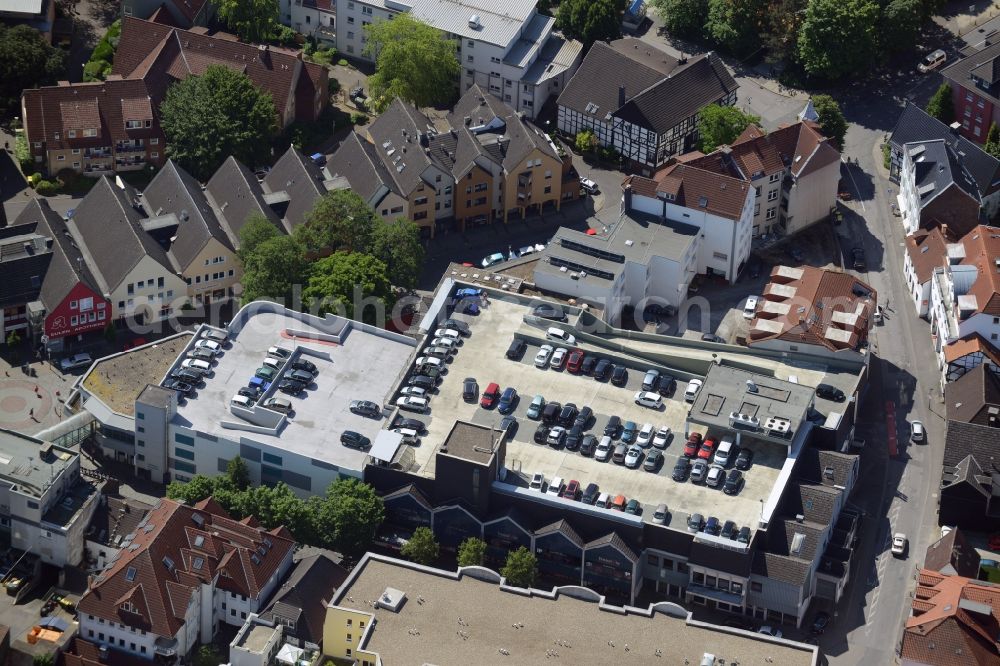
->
684;432;702;457
480;382;500;408
566;349;585;373
698;438;717;460
561;479;581;500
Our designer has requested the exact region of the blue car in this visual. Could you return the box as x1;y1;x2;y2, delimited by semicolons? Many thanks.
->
621;421;638;444
498;387;518;414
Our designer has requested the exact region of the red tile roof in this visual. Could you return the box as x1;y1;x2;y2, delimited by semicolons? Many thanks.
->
76;497;294;639
906;227;951;284
902;570;1000;665
944;332;1000;365
696;121;841;182
650;162;751;221
960;225;1000;316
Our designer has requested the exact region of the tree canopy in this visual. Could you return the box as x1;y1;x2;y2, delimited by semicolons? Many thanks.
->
313;478;386;554
649;0;707;38
697;104;759;152
303;252;393;323
370;219;425;290
401;526;439;565
160;65;277;180
0;24;67;119
295;189;377;256
457;537;487;567
556;0;622;47
811;95;847;149
238;213;281;262
926;83;954;125
364;14;460;112
216;0;279;42
705;0;764;57
239;235;308;306
797;0;879;81
501;547;537;588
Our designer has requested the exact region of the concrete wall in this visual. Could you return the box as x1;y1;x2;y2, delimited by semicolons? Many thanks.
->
182;237;240;304
786;160;839;235
110;254;189;324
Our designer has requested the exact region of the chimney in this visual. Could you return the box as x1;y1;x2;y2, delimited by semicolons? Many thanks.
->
949;121;962;134
618;85;626;108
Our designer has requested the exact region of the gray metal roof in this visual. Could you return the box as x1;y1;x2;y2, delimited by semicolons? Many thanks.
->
367;99;440;195
502;12;552;69
521;34;582;85
406;0;538;48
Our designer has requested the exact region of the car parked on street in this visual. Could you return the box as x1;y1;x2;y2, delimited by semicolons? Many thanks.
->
891;533;908;557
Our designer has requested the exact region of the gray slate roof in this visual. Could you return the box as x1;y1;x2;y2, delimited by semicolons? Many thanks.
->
142;160;233;270
366;99;439;195
796;448;857;489
0;207;51;309
944;419;1000;469
945;362;1000;423
782;483;840;525
69;176;173;292
32;200;104;311
263;551;347;645
205;156;283;246
906;139;982;209
889;101;1000;198
943;40;1000;107
687;541;751;576
751;551;813;587
325;132;400;207
263;145;326;230
534;518;584;548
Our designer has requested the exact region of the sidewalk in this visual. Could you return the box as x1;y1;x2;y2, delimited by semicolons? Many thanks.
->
935;0;1000;36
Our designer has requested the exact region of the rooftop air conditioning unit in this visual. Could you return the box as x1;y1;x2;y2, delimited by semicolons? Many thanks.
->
468;14;481;29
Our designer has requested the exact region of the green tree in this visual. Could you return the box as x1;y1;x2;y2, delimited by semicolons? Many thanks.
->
761;0;806;64
556;0;622;47
363;14;460;112
370;219;425;290
697;104;759;152
705;0;764;57
985;123;1000;158
457;537;487;567
313;478;385;555
0;24;67;118
295;189;377;256
215;0;278;42
879;0;923;55
160;65;277;180
240;235;307;305
166;474;219;504
501;546;537;588
226;456;251;491
5;330;20;347
811;94;848;149
193;645;222;666
797;0;879;81
303;252;393;323
649;0;708;38
33;654;54;666
401;526;439;565
574;129;597;154
237;213;281;262
925;83;954;125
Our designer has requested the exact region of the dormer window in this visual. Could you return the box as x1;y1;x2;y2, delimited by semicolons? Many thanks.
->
121;601;136;613
83;128;97;137
68;130;77;138
125;120;142;129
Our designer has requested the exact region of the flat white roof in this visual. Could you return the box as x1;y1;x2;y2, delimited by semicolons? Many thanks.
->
173;306;415;472
410;0;537;47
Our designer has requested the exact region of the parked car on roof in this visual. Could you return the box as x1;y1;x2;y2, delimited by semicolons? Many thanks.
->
526;394;545;419
481;252;505;268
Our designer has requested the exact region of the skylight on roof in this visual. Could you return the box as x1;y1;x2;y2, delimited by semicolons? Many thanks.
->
790;533;806;555
194;535;205;548
193;557;204;570
162;556;175;571
585;102;599;114
125;566;137;582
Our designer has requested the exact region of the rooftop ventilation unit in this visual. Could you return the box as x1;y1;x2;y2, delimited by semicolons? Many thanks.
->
468;14;481;29
729;411;760;429
764;416;791;435
377;587;407;612
746;379;758;392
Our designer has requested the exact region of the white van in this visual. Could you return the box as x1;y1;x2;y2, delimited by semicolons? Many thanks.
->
182;358;211;373
231;394;254;408
595;492;610;508
546;476;565;497
546;327;577;346
714;438;735;467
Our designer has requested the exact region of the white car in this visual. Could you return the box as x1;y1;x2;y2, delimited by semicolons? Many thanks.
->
580;177;599;194
685;378;704;403
891;533;908;557
181;358;211;373
743;295;760;319
550;347;567;369
624;446;643;468
430;336;459;350
545;476;564;497
414;356;443;370
634;391;663;409
636;423;654;448
706;465;724;488
194;339;222;355
398;386;426;398
652;427;671;449
481;252;505;268
529;473;544;491
595;436;614;462
437;329;463;342
545;327;576;346
517;244;545;257
911;420;925;443
534;344;554;368
758;626;783;639
59;353;93;372
917;49;946;73
396;396;429;413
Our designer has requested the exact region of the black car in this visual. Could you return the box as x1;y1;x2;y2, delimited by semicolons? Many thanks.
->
532;303;567;322
236;386;260;399
672;457;691;481
565;425;583;451
505;338;526;360
655;374;676;396
441;318;471;336
737;526;751;544
816;383;846;401
408;374;439;390
350;400;381;417
278;379;306;395
611;366;628;387
290;358;318;374
735;447;754;471
498;387;519;414
162;378;194;397
810;611;830;635
580;356;598;376
643;449;663;471
580;434;598;456
396;417;426;433
533;423;550;444
604;415;622;438
704;517;721;536
701;333;724;344
341;430;370;449
574;406;593;430
558;403;578;427
500;415;518;435
852;246;867;271
581;482;600;505
541;401;562;425
723;470;744;495
289;369;314;385
462;377;478;402
171;368;204;384
593;358;612;381
721;520;738;540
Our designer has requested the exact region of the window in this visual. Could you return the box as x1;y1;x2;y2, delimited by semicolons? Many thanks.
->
347;31;354;38
767;189;778;201
347;633;352;643
544;186;551;194
769;172;780;183
975;125;982;137
754;186;761;197
72;148;80;154
467;40;474;47
712;252;728;261
414;196;428;205
150;138;158;145
125;120;142;129
70;315;78;326
57;155;65;161
362;4;372;13
754;204;760;216
491;56;501;63
83;128;96;137
647;554;659;565
765;207;776;220
262;452;282;465
126;566;137;581
347;45;353;53
306;15;311;22
751;582;763;592
467;55;474;62
174;447;194;460
175;433;194;446
70;300;78;310
151;152;159;159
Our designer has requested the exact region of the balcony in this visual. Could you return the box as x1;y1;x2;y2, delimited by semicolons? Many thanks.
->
115;142;144;153
84;148;111;158
154;636;178;658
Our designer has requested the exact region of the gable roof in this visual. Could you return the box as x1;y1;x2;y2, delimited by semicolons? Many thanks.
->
263;551;347;645
906;227;952;284
0;203;53;309
366;98;441;195
959;225;1000;316
30;200;105;310
946;363;1000;425
205;156;283;245
68;177;173;291
889;101;1000;198
77;497;294;639
943;40;1000;108
903;570;1000;665
640;161;751;221
142;160;233;270
263;145;326;230
796;447;857;488
325;132;400;207
944;419;1000;469
924;529;981;578
906;140;982;216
